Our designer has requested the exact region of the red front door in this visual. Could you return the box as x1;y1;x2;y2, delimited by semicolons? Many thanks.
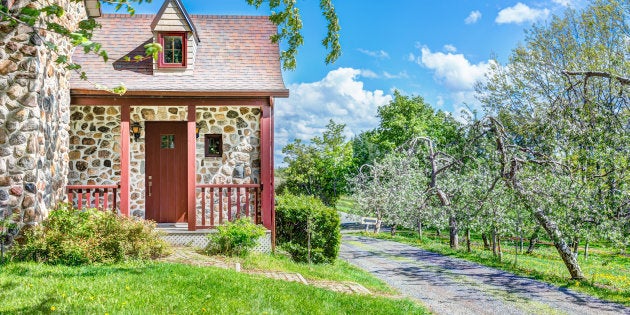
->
145;122;188;223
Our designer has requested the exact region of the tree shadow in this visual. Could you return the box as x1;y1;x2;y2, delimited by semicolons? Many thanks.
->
112;39;154;75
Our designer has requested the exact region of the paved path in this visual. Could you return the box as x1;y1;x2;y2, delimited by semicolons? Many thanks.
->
340;235;630;315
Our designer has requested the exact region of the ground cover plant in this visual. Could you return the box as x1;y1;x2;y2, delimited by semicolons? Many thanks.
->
0;261;428;314
366;230;630;306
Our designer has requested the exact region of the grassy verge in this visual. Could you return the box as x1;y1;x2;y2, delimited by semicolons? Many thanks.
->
366;230;630;306
0;260;428;314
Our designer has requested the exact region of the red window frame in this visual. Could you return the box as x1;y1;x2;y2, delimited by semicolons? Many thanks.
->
158;32;187;68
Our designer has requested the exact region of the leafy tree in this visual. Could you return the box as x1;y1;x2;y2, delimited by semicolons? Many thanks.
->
376;91;461;152
281;120;353;206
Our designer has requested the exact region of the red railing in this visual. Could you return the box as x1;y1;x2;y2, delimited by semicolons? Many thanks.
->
66;185;119;212
196;184;261;229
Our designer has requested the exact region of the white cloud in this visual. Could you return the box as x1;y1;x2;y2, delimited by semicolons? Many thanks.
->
383;71;410;79
443;44;457;53
415;46;492;91
465;10;482;24
360;69;379;78
496;3;549;24
275;68;392;163
357;48;390;59
552;0;571;6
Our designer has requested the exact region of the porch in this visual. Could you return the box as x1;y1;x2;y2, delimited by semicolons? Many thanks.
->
66;95;277;237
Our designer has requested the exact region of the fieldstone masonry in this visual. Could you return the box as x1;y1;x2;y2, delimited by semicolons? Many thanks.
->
0;1;85;226
68;105;261;221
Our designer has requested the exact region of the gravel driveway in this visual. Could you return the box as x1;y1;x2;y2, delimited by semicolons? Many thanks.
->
340;235;630;315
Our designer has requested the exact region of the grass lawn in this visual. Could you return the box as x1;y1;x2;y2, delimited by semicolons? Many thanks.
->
368;230;630;306
0;260;428;314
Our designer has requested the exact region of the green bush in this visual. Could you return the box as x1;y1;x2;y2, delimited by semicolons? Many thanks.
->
10;204;171;265
205;217;266;257
276;193;341;264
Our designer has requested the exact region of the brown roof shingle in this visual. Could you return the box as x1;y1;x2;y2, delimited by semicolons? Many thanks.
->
70;14;288;97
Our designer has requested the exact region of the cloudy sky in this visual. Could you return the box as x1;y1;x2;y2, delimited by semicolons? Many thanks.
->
105;0;585;163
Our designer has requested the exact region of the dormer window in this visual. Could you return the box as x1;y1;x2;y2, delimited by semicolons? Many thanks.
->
158;32;187;68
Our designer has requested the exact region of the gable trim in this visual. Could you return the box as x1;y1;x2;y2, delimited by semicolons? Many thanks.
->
151;0;200;43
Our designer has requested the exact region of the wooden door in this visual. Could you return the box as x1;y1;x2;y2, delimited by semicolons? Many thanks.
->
145;122;188;223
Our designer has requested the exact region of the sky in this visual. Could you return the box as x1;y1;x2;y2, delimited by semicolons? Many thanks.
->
103;0;586;163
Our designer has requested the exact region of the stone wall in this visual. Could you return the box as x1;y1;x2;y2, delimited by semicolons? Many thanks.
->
68;105;261;220
0;1;86;225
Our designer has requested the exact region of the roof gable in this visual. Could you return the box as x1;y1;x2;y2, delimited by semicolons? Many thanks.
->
151;0;200;43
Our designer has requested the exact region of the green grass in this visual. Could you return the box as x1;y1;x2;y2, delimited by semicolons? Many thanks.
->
0;261;428;314
335;195;361;215
241;253;396;295
367;230;630;306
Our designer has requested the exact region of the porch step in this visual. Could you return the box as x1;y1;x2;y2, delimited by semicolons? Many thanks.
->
157;226;272;253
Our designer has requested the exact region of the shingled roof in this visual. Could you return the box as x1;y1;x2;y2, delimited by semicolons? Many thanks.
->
70;14;288;97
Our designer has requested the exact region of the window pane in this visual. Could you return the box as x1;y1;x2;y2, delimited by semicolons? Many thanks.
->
164;50;173;63
161;135;175;149
164;37;173;50
174;38;182;50
174;51;182;63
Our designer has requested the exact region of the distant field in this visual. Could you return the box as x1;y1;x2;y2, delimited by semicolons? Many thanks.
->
336;195;362;215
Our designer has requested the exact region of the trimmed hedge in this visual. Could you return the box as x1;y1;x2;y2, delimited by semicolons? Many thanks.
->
10;204;171;265
276;194;340;264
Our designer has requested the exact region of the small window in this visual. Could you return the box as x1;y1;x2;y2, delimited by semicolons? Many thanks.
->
205;134;222;157
158;32;187;68
161;135;175;149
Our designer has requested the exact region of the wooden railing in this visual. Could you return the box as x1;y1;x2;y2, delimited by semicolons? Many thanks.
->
66;185;119;212
196;184;261;229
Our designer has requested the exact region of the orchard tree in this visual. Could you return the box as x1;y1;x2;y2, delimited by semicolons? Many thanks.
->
477;0;630;280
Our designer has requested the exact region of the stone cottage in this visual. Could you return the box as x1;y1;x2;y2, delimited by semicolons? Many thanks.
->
0;0;287;240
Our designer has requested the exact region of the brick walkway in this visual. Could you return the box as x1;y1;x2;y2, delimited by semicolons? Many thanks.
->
158;247;372;295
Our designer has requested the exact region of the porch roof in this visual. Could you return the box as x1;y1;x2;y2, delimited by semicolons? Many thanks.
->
69;14;288;98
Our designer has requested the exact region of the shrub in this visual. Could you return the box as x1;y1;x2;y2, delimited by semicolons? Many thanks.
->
10;204;171;265
276;193;341;264
205;217;266;257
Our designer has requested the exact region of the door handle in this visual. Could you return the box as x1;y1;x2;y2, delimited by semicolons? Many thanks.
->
148;176;152;197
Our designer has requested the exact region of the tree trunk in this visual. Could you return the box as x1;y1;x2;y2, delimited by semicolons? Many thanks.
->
482;233;490;250
436;229;441;237
491;229;497;257
417;221;423;239
526;227;540;254
534;209;585;280
466;228;471;253
373;220;381;234
584;240;589;260
572;238;579;258
390;224;397;237
449;215;459;249
497;234;503;262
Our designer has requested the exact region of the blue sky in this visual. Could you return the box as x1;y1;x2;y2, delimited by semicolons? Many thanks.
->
103;0;585;162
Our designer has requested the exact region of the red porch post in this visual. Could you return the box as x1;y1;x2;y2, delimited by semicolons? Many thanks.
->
261;99;275;249
119;105;130;216
187;105;197;231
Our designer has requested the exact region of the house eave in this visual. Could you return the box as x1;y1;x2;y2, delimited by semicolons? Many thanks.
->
71;89;290;98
